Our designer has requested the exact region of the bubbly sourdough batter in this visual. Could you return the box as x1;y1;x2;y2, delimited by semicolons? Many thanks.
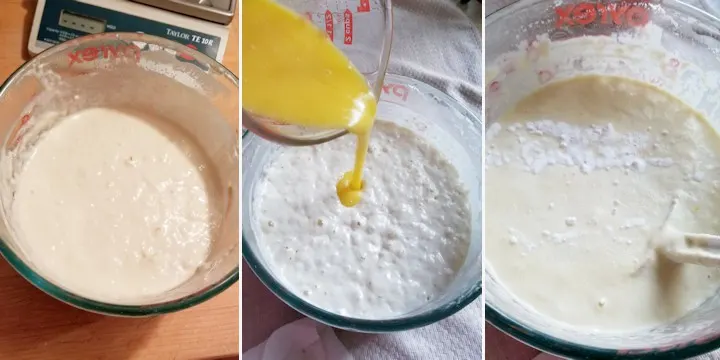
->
254;121;471;318
487;76;720;331
11;107;219;303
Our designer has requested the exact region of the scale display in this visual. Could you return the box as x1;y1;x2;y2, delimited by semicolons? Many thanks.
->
59;10;107;34
30;0;229;61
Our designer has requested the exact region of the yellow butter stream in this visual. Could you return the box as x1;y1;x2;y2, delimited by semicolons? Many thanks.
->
243;0;376;207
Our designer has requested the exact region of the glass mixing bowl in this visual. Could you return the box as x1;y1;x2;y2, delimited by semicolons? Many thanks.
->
0;33;239;316
241;0;393;146
486;0;720;357
242;74;482;331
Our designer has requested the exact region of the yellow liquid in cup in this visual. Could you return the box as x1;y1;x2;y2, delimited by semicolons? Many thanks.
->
243;0;377;207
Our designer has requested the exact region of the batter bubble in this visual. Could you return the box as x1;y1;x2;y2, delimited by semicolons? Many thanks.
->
9;107;223;304
253;121;472;319
487;75;720;332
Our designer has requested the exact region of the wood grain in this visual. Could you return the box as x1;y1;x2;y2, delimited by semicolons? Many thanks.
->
486;324;540;360
0;1;239;359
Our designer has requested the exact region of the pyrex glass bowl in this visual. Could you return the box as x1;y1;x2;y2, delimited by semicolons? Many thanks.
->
486;0;720;357
242;74;482;331
0;33;239;316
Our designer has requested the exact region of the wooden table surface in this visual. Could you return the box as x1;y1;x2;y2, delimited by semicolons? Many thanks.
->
0;1;239;359
486;325;540;360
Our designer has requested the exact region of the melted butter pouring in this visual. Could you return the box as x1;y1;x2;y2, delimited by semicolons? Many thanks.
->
243;0;376;207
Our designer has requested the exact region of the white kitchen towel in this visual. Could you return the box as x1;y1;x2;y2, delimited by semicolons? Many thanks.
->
386;0;483;116
243;301;483;360
243;318;353;360
338;301;483;359
243;0;483;359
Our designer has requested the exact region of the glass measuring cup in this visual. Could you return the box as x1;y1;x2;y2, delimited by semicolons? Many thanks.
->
241;0;393;146
0;33;238;316
486;0;720;357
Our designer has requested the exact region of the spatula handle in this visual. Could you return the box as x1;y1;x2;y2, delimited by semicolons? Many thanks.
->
685;233;720;249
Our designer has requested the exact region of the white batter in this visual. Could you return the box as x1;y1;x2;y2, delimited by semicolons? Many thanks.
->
487;75;720;332
254;121;471;318
10;107;220;303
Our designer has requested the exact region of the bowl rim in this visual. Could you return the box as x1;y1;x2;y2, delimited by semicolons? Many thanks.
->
485;0;720;357
242;73;483;332
0;32;239;316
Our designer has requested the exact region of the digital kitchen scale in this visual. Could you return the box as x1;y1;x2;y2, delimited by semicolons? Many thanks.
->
29;0;236;62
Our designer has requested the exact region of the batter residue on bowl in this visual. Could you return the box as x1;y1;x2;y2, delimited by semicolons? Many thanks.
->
487;75;720;331
9;107;222;304
253;121;471;319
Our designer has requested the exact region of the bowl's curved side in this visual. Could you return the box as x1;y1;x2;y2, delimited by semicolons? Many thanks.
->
487;305;720;360
242;73;484;332
484;0;720;357
0;32;240;316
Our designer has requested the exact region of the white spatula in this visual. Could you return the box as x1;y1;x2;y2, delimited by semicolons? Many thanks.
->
656;198;720;267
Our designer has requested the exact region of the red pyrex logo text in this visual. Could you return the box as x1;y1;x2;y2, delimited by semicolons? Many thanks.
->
382;83;409;102
555;1;650;28
68;43;141;66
